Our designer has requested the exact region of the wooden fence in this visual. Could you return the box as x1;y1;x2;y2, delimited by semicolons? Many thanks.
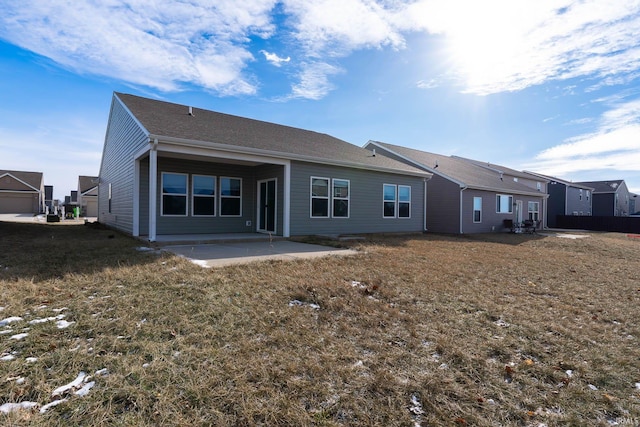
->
555;215;640;233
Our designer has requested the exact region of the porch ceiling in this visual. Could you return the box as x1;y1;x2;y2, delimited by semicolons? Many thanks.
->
157;151;267;167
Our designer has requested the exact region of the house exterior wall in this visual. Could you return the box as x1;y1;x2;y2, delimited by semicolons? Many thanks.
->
616;181;630;216
546;182;566;227
98;96;150;234
566;186;592;216
592;194;614;216
424;174;461;234
139;157;277;235
289;161;425;235
460;190;545;233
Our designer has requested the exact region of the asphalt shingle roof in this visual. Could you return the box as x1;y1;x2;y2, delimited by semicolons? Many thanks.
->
574;180;625;193
368;141;544;196
78;176;99;194
115;93;430;177
0;170;43;191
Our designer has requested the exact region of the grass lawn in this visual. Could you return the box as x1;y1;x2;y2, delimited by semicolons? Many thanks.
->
1;221;639;426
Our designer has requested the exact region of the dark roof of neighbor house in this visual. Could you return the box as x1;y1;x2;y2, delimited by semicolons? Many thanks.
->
0;170;44;191
115;93;431;178
78;176;99;194
452;156;547;182
574;180;626;194
366;141;544;196
523;171;595;190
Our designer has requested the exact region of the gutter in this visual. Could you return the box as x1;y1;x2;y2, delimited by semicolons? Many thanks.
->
460;185;468;234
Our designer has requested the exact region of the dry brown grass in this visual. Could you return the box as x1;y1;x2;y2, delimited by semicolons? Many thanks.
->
1;221;639;426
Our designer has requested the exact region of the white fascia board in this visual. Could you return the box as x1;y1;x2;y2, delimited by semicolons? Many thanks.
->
151;135;431;178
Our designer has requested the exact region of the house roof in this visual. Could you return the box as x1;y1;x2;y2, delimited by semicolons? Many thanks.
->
523;171;595;190
78;176;99;194
115;93;431;178
366;141;544;196
0;170;44;192
574;180;626;194
452;156;547;182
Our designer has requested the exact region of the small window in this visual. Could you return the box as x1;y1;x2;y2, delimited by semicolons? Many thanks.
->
220;177;241;216
496;194;513;213
311;177;329;217
398;185;411;218
162;172;188;216
528;201;539;221
579;189;583;201
536;182;542;191
383;184;397;218
332;179;350;218
513;177;518;182
192;175;215;216
473;197;482;223
108;183;112;213
586;191;590;201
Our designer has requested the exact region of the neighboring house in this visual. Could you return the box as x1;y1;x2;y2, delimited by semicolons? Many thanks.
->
78;176;99;217
364;141;548;234
575;180;631;216
98;93;432;241
45;185;54;213
524;172;594;227
0;170;45;214
630;193;638;214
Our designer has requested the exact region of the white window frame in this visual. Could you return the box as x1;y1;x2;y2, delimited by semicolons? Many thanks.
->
161;172;188;217
332;178;350;218
191;174;216;217
108;183;112;213
528;201;539;221
473;196;482;223
496;194;513;214
310;177;330;218
383;184;397;218
219;176;242;217
398;185;411;219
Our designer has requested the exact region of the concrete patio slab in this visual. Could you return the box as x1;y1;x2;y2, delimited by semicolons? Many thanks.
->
163;240;360;267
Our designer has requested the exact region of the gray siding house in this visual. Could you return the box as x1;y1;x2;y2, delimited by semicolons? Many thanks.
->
78;176;99;217
98;93;431;241
575;180;631;216
525;172;594;227
364;141;548;234
0;170;45;214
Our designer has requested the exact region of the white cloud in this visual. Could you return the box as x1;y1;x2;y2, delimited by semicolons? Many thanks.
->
404;0;640;95
260;50;291;66
526;98;640;180
290;62;342;100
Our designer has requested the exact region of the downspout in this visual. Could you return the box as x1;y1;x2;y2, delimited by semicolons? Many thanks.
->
459;185;468;234
423;178;428;232
148;138;158;242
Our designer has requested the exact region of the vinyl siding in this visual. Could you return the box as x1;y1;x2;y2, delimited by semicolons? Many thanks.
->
547;182;567;227
98;96;149;234
460;190;545;233
566;186;593;217
289;161;425;235
424;174;461;234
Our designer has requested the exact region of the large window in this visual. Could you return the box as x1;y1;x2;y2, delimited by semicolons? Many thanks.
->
473;197;482;223
220;177;241;216
162;172;188;216
192;175;215;216
311;177;330;217
496;194;513;214
383;184;411;218
332;179;350;218
528;201;539;221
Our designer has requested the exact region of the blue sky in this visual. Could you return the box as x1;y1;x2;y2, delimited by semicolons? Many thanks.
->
1;0;640;201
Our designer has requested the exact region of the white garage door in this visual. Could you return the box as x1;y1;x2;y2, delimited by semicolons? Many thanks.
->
0;194;35;213
85;199;98;217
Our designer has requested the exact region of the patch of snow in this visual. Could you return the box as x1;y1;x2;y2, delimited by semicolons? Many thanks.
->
409;394;424;415
494;319;510;327
40;398;68;413
56;320;74;329
142;363;150;368
438;363;448;370
52;372;87;397
487;399;496;405
288;300;320;309
1;354;16;361
0;306;4;311
95;368;108;376
10;332;28;340
25;357;38;363
353;360;364;368
36;305;48;310
0;328;13;335
28;314;65;325
191;259;210;268
0;316;23;327
555;233;590;240
0;401;38;413
52;307;68;312
566;370;573;377
15;377;26;384
74;381;95;397
635;382;640;390
588;384;598;391
136;246;155;252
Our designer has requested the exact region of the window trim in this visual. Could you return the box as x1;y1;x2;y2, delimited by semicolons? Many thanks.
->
310;176;330;218
191;174;216;217
219;176;242;217
496;194;513;214
161;172;188;217
383;184;397;218
473;196;482;223
332;178;350;219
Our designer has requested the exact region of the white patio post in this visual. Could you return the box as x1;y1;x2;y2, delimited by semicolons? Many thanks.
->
148;139;158;242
